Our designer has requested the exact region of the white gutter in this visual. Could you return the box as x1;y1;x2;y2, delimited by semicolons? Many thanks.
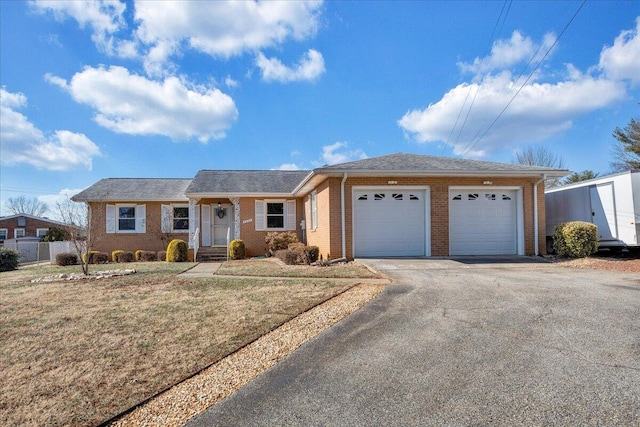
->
533;174;546;256
341;173;348;259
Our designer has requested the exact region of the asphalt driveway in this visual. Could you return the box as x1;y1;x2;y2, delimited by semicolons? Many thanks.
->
186;257;640;426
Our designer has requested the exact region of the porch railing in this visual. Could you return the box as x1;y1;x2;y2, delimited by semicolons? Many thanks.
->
192;227;200;261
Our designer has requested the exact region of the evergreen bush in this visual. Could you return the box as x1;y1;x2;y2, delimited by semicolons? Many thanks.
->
553;221;598;258
0;247;20;272
166;239;188;262
228;239;246;260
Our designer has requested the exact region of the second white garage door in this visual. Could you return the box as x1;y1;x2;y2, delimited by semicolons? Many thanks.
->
353;189;429;257
449;189;518;255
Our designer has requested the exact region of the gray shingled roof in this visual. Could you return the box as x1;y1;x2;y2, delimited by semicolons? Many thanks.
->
186;170;311;195
316;152;567;174
72;178;192;202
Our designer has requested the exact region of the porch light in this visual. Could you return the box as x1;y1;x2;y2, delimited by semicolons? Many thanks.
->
218;202;222;210
483;181;493;185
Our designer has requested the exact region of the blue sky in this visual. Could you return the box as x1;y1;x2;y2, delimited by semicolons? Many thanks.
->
1;0;639;218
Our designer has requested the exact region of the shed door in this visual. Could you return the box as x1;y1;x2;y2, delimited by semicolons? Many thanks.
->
353;190;427;257
449;190;518;255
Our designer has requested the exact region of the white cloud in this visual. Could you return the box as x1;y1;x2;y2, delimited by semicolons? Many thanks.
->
0;87;101;170
134;1;323;74
31;0;129;56
224;76;239;88
48;66;238;142
320;142;367;166
398;71;626;157
256;49;325;83
273;163;301;171
599;17;640;85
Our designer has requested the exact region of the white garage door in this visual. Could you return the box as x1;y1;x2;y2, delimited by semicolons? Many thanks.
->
353;189;428;257
450;190;517;255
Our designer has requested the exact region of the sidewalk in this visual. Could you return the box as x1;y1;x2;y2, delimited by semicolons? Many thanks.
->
177;262;222;277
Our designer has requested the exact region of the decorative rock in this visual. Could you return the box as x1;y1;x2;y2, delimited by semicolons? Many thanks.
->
31;269;136;283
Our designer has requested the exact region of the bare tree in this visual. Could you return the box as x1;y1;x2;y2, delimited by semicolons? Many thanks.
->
56;198;92;275
7;196;48;216
514;146;566;187
610;114;640;172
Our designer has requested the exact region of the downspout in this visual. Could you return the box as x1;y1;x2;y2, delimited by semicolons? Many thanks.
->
533;174;546;256
341;173;348;259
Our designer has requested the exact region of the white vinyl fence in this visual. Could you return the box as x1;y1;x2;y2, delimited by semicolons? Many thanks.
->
3;239;76;264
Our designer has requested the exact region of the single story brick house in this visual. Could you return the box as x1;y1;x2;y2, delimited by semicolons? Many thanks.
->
0;213;68;244
71;153;567;260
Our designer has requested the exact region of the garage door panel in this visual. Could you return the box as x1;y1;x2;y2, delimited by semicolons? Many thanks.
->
354;190;427;257
450;190;517;256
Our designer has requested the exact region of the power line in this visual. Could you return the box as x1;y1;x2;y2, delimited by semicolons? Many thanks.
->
442;0;512;154
459;0;587;159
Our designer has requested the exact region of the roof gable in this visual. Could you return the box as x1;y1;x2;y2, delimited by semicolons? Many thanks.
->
186;170;311;195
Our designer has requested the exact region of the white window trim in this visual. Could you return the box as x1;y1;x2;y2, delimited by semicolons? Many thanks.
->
14;228;26;238
255;199;296;231
36;228;49;238
116;204;138;233
170;204;190;233
310;191;318;230
0;228;7;240
107;204;146;234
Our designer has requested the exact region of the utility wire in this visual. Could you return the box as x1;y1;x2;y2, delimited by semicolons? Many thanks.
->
459;0;587;159
442;0;511;154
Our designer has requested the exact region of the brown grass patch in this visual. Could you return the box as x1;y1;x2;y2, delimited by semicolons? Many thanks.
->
0;262;356;426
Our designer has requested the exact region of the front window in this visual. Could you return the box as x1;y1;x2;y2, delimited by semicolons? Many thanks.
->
36;228;49;238
118;206;136;231
173;206;189;231
14;229;25;238
0;229;7;241
266;202;285;229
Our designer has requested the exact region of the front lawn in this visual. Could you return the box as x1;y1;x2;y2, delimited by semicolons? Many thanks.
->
0;261;360;427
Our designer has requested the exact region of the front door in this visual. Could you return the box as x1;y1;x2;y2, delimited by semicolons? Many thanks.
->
213;204;233;245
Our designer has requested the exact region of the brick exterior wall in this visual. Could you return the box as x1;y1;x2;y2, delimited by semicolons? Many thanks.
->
89;201;189;260
0;216;65;241
86;176;547;261
305;175;546;259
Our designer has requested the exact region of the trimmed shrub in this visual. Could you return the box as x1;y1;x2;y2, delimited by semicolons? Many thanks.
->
116;251;134;263
305;246;320;263
229;239;246;260
166;239;188;262
82;250;100;264
553;221;598;258
158;251;167;262
56;252;78;266
140;251;157;262
111;250;124;262
135;250;143;261
265;231;298;255
0;247;20;272
93;252;109;264
275;249;301;265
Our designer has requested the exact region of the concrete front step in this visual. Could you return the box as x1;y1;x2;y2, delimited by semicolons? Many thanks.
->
196;247;227;262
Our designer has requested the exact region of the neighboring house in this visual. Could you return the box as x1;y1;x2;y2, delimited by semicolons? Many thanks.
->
71;153;568;260
0;213;68;245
